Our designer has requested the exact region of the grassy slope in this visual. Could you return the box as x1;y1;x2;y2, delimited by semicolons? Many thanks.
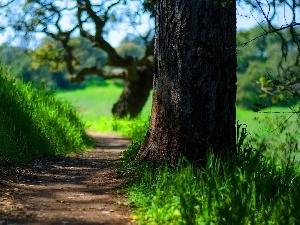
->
0;67;93;164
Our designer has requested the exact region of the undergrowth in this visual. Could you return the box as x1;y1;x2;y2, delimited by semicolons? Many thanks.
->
89;115;149;140
90;116;149;174
0;66;93;164
118;119;300;224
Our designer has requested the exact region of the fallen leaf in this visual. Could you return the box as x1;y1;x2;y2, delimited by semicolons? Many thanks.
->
129;215;137;221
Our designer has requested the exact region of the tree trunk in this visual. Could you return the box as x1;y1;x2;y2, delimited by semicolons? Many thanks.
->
137;0;237;166
112;67;153;118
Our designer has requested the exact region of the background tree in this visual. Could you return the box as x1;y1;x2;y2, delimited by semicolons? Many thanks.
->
0;0;155;118
237;25;300;110
0;42;100;90
136;0;237;166
0;43;71;89
238;0;300;110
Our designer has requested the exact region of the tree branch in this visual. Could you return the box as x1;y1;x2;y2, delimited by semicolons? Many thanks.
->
69;66;126;82
0;0;14;8
239;22;300;47
76;0;129;67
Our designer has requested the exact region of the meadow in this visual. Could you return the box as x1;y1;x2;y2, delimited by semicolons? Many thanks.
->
57;83;298;137
58;83;300;224
2;73;299;224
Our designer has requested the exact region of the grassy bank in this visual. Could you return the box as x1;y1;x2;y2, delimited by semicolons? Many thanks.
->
124;139;300;224
0;66;93;164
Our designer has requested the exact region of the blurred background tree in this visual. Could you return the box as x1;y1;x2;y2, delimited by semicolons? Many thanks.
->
0;0;155;118
237;25;300;110
0;0;300;116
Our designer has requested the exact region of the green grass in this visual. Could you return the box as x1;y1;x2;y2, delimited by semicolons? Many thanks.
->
57;84;298;137
127;153;300;224
120;125;300;225
56;84;152;132
0;66;93;164
56;85;152;121
55;81;300;224
56;83;123;120
237;106;300;136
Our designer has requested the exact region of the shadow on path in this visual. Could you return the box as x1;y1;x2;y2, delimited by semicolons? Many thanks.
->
0;132;134;225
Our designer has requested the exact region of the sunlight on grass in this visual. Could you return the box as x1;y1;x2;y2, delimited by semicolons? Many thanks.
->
0;66;93;164
57;84;298;137
120;125;300;225
54;82;300;224
56;83;123;120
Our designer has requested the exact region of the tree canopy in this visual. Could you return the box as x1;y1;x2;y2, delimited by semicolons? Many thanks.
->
237;25;300;109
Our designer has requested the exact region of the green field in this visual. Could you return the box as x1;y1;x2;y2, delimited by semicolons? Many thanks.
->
57;84;298;136
57;84;152;121
57;84;300;224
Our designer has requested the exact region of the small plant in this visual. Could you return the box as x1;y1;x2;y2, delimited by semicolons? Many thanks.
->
111;116;149;140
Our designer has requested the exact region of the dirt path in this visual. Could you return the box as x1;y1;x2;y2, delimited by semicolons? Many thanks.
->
0;131;135;225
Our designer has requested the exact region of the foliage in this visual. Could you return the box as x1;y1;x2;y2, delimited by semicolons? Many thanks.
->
31;39;67;72
31;37;108;73
237;25;300;109
251;106;300;163
116;42;145;60
0;66;94;164
0;44;56;87
125;125;300;224
0;44;85;90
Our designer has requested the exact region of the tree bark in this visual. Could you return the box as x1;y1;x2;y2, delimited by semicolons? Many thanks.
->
137;0;237;166
112;66;153;118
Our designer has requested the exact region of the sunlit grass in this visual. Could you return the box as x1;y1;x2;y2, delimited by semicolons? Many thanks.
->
119;123;300;225
55;80;300;224
57;84;152;122
56;84;298;137
127;152;300;224
56;83;123;120
0;66;93;164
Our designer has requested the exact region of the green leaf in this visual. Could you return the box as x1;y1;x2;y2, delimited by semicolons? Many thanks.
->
259;93;268;98
259;77;267;85
271;96;279;104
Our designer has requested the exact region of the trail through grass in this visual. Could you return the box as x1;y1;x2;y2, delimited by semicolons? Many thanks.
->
56;84;300;224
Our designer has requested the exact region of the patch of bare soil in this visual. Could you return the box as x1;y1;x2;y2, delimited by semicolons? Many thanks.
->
0;131;136;225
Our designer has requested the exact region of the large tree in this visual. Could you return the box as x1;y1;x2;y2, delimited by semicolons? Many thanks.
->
136;0;237;166
136;0;300;166
0;0;154;118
